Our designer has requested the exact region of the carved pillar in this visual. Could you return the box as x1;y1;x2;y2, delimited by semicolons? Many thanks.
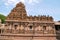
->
8;24;12;33
20;25;24;33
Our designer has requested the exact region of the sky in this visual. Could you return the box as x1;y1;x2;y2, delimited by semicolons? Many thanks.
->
0;0;60;21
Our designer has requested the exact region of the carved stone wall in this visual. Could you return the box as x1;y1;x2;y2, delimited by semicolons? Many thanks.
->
3;22;55;34
1;2;57;40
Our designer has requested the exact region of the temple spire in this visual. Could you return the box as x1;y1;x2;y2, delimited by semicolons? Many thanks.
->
6;2;27;20
16;2;25;8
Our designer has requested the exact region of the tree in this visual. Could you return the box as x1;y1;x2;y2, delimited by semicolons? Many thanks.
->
0;14;6;23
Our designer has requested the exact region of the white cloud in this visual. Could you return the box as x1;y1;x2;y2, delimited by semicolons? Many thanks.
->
3;0;43;6
28;0;42;4
4;0;19;6
20;0;25;3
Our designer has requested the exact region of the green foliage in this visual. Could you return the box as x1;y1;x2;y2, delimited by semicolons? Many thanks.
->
0;14;6;23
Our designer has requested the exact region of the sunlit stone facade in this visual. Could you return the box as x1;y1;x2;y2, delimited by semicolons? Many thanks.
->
0;2;59;40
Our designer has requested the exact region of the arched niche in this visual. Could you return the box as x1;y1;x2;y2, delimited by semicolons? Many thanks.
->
29;25;33;30
27;24;33;30
13;23;19;30
43;26;46;30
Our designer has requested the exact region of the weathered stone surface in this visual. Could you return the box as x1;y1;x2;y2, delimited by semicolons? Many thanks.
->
0;2;57;40
0;34;56;40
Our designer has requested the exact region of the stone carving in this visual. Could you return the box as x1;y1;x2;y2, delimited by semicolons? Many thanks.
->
6;2;53;21
0;2;57;40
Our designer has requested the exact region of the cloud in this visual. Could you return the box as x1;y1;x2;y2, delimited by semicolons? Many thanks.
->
3;0;43;6
28;0;42;4
4;0;19;6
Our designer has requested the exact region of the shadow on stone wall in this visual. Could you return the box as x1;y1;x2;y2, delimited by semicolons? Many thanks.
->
55;25;60;40
56;31;60;40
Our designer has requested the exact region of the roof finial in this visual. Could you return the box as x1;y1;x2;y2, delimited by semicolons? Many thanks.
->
16;2;25;7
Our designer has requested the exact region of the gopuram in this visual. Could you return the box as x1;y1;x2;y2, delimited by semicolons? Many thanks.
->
0;2;60;40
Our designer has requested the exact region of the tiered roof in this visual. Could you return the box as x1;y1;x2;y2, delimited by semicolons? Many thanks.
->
6;2;53;22
6;2;27;20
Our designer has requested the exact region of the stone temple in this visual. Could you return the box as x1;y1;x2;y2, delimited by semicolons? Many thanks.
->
0;2;60;40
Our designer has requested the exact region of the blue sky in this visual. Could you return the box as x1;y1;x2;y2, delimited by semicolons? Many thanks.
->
0;0;60;21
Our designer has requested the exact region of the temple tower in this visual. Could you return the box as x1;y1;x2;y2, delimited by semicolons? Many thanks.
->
6;2;27;20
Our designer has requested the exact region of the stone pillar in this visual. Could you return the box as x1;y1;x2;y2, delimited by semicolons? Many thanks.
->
19;25;24;33
9;24;12;33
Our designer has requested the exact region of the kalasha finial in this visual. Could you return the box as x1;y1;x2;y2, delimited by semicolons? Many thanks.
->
16;2;25;7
